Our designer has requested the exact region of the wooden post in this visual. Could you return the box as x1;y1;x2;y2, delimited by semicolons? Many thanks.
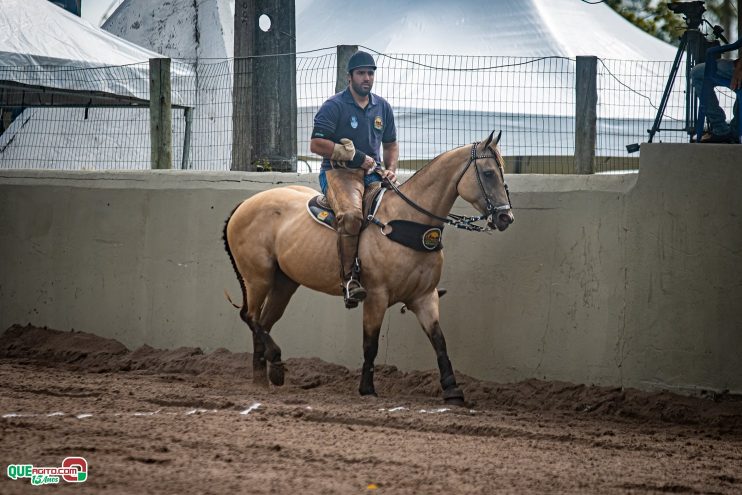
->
181;107;193;170
252;0;297;172
575;56;597;175
149;58;172;170
232;0;256;171
233;0;297;172
336;45;358;93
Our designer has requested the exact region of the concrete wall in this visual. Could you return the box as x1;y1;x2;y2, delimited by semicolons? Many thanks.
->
1;144;740;394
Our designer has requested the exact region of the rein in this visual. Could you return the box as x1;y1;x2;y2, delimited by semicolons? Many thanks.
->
371;142;512;232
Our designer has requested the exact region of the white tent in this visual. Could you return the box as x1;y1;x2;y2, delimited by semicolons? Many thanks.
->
0;0;193;103
0;0;196;170
295;0;677;60
100;0;234;169
293;0;691;159
3;0;714;169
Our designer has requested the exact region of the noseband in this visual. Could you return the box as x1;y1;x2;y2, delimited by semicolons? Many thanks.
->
379;142;512;232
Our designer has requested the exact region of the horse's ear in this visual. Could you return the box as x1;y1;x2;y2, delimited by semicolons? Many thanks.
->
483;130;501;152
483;130;495;150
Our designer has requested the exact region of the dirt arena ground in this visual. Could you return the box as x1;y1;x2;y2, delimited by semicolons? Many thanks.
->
1;324;741;494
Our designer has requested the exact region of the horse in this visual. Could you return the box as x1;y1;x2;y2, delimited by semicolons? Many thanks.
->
223;130;514;405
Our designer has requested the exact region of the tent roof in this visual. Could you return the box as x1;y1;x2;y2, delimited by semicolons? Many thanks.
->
295;0;677;60
102;0;233;59
102;0;678;61
0;0;193;104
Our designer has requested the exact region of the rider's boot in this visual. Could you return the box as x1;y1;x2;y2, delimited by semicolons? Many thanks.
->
339;233;366;308
325;167;367;309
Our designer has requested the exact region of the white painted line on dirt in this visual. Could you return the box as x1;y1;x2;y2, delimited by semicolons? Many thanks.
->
76;413;93;419
185;408;215;415
379;406;408;412
240;402;261;415
133;410;161;416
47;412;65;416
418;408;451;414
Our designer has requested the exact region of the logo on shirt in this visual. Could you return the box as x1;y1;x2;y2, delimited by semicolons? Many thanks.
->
374;116;383;130
350;116;358;129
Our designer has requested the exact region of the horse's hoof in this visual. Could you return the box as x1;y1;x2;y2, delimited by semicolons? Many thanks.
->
442;387;465;406
359;387;377;397
268;362;285;386
443;395;466;407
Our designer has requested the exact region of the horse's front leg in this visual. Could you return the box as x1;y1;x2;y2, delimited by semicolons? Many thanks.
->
408;290;465;406
359;295;387;396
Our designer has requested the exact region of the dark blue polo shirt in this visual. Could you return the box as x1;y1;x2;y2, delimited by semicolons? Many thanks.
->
312;88;397;171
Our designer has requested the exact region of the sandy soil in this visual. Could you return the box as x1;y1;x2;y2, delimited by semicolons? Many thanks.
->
1;324;741;494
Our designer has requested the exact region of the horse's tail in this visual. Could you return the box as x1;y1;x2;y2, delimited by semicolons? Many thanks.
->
224;289;241;309
223;201;247;311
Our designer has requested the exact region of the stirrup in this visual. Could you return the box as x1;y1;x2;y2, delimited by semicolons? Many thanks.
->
343;278;367;308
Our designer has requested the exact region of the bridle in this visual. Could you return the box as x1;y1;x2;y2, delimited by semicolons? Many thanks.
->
378;141;513;232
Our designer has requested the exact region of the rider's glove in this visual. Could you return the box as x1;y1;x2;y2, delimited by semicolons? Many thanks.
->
330;138;367;169
330;138;356;161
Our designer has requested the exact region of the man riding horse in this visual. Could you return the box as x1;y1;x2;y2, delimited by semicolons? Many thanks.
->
309;51;399;309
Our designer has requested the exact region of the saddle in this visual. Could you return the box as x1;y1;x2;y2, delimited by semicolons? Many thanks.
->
307;182;385;231
307;182;444;252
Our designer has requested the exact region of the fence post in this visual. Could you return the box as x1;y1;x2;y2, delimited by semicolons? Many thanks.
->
232;0;255;171
181;107;193;169
336;45;358;93
575;56;597;175
149;58;172;170
252;0;297;172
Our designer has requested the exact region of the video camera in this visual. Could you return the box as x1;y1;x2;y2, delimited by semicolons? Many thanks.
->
668;1;706;29
668;1;727;59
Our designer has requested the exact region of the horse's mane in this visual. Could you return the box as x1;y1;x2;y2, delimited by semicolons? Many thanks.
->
402;144;468;183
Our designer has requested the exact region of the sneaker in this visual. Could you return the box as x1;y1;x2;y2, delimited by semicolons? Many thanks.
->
700;131;738;144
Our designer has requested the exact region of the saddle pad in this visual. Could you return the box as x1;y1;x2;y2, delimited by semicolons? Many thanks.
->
306;185;386;231
307;195;337;230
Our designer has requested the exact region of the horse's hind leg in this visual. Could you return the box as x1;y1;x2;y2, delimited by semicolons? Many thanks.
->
408;291;465;406
237;267;277;386
256;268;299;386
235;306;269;386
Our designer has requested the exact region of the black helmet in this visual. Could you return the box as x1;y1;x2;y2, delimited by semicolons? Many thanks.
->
347;51;377;73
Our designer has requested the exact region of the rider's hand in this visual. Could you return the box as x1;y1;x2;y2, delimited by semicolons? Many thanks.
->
379;168;397;183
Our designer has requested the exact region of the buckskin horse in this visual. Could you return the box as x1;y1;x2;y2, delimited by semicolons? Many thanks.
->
223;131;513;405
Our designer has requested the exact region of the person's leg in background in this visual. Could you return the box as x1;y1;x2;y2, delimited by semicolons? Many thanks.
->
692;60;737;142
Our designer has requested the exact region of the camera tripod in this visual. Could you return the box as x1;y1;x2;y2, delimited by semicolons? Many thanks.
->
638;1;731;146
646;30;706;143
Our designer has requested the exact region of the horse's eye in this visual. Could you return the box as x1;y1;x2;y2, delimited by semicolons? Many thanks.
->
483;170;495;178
